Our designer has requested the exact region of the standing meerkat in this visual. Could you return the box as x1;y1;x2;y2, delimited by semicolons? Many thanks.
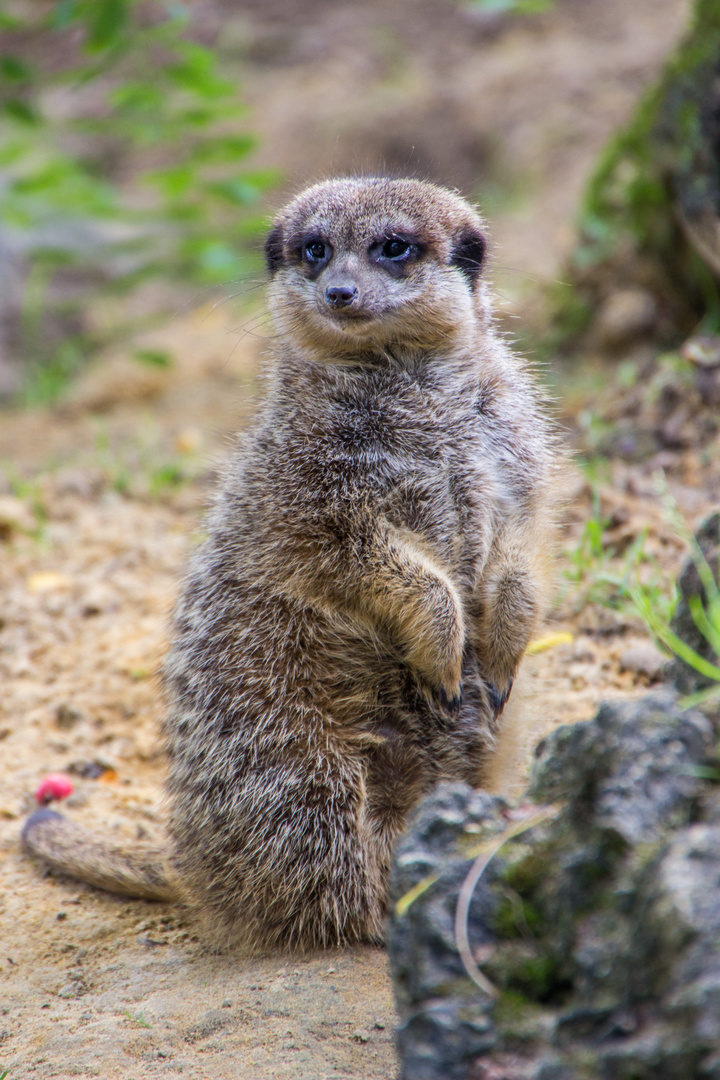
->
24;177;557;951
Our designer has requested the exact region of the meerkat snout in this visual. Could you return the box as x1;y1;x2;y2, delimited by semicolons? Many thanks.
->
324;282;360;309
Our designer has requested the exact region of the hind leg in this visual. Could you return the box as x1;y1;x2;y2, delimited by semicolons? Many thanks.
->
168;744;386;951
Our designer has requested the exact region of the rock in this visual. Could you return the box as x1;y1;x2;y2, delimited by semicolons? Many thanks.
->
55;703;83;729
618;642;667;681
669;511;720;696
681;334;720;370
388;691;720;1079
0;495;36;540
80;583;118;617
57;976;90;999
183;1009;234;1044
389;785;508;1080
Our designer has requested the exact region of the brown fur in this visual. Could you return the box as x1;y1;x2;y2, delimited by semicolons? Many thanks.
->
23;177;557;951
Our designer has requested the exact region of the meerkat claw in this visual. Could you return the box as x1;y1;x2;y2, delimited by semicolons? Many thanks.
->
487;677;514;717
433;684;463;715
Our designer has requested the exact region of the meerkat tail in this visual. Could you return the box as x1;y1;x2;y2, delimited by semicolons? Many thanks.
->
22;808;179;902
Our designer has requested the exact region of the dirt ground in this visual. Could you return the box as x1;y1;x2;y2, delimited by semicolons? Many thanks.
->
2;1;718;1078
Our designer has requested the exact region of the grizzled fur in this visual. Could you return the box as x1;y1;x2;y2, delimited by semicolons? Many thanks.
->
24;177;557;952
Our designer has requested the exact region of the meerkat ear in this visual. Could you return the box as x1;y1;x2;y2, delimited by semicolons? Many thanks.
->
450;228;486;287
265;224;285;276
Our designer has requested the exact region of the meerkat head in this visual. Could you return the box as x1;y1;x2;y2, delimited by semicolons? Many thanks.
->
264;177;490;360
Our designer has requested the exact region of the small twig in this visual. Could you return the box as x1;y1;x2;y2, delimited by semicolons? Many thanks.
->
454;805;561;997
124;1009;152;1028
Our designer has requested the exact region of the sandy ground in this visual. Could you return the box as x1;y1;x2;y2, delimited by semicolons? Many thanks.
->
1;0;714;1077
2;302;718;1080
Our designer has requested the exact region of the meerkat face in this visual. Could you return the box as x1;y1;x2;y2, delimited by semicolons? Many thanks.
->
265;177;488;357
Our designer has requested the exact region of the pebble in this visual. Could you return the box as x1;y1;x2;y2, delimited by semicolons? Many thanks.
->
55;703;83;729
0;495;36;538
619;642;667;680
26;571;74;594
35;774;75;804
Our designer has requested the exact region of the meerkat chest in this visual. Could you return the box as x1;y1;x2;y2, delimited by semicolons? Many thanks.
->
331;378;503;572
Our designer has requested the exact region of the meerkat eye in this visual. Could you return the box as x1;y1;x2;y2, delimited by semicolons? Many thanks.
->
303;239;330;264
381;237;411;260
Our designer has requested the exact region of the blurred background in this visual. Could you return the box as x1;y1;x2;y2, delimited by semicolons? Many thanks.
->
0;0;693;409
6;5;720;1075
3;0;718;765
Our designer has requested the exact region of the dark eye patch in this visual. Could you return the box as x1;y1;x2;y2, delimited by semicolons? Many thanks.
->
265;225;285;277
451;228;486;286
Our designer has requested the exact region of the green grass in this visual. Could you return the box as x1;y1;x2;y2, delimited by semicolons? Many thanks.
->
561;481;673;624
90;420;201;502
563;472;720;709
123;1009;152;1029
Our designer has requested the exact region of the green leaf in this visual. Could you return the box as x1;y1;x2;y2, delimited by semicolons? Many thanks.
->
111;82;165;113
0;138;29;166
629;586;720;683
3;100;40;124
189;134;256;163
52;1;79;29
0;0;274;390
207;178;262;205
195;240;244;281
167;42;233;98
85;0;130;52
469;0;553;11
0;55;33;82
134;349;173;369
688;595;720;659
147;164;196;198
514;0;553;11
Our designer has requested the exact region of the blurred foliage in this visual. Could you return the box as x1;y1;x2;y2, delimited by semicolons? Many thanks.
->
0;0;277;400
466;0;554;14
552;0;720;352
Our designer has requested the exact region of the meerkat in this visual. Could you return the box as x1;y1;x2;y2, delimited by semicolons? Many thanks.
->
23;177;557;951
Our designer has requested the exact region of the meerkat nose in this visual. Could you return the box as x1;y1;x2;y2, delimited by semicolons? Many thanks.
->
325;283;359;308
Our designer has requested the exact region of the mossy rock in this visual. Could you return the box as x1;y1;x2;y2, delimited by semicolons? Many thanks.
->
555;0;720;354
388;691;719;1079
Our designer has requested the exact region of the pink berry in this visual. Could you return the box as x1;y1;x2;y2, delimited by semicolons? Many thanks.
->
35;773;74;805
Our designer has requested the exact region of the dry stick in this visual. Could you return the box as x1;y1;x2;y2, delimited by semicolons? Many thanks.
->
454;804;561;997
